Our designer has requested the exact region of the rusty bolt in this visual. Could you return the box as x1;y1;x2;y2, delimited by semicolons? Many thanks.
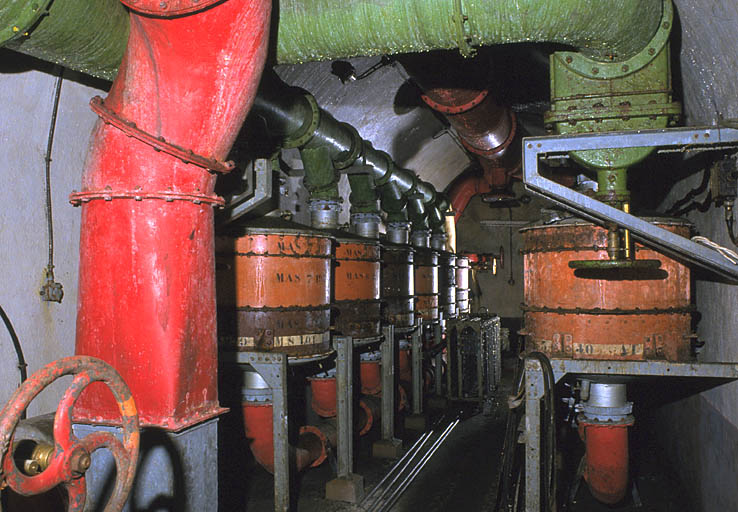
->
159;1;167;8
621;65;629;72
592;67;599;75
663;21;670;30
565;56;573;64
648;48;656;56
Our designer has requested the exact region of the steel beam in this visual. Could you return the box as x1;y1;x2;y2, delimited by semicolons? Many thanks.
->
411;320;423;415
380;325;396;441
522;126;738;280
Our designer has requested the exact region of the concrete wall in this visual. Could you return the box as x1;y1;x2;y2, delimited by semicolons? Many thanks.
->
0;55;105;417
654;2;738;510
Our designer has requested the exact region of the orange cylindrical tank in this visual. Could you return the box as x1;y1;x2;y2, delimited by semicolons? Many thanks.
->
414;248;439;322
439;252;457;319
333;233;382;340
521;218;692;361
381;243;415;328
216;218;333;358
456;256;470;314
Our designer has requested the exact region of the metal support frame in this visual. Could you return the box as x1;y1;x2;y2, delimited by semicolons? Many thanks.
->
380;325;397;441
230;351;289;512
334;335;354;478
219;158;274;224
434;320;443;396
522;126;738;280
411;319;423;415
523;358;738;511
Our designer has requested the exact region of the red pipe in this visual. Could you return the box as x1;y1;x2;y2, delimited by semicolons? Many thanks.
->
242;402;333;474
308;376;338;418
399;348;412;383
579;420;634;505
72;0;270;429
360;360;382;396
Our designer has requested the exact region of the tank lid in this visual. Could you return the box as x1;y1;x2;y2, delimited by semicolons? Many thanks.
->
323;228;382;246
219;216;335;238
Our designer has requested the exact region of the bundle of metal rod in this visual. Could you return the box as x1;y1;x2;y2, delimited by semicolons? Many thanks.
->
361;415;461;512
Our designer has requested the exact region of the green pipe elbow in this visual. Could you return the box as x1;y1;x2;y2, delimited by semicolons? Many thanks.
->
347;173;379;214
300;145;340;200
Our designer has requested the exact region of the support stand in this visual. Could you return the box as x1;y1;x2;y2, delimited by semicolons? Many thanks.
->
524;358;738;511
326;336;365;502
404;319;427;432
373;324;403;459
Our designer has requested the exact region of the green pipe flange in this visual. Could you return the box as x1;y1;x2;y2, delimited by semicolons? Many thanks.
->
0;0;53;47
282;93;320;149
333;122;363;170
373;152;396;187
554;0;672;80
544;102;682;125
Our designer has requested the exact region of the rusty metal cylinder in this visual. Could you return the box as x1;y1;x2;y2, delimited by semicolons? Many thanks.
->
521;218;692;362
333;233;382;341
216;218;333;358
415;248;439;322
438;251;457;319
456;256;470;314
381;243;415;328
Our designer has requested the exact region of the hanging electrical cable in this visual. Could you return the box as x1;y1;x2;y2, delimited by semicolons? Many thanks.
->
39;67;64;303
0;305;28;419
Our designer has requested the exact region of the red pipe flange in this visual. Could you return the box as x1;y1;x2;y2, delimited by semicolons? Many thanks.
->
0;356;139;512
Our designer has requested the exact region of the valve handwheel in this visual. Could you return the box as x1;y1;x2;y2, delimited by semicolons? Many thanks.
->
0;356;139;511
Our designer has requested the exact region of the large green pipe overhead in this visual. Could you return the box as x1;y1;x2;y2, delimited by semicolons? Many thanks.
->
275;0;663;64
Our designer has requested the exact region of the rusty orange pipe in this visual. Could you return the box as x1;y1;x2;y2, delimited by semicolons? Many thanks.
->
242;402;333;474
579;421;634;505
360;360;382;395
73;0;271;429
308;375;338;418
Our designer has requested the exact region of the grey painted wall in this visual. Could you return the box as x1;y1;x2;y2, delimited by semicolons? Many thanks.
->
0;63;104;417
654;2;738;510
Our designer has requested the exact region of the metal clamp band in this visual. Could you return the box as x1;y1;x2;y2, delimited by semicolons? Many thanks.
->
282;94;321;149
421;89;488;115
69;188;225;207
90;96;235;174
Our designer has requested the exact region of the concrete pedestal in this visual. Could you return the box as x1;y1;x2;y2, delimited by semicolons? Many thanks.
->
74;418;218;512
404;413;428;432
372;437;404;459
326;473;365;503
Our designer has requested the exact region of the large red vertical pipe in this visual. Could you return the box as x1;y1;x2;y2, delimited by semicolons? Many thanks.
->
72;0;271;430
579;421;633;505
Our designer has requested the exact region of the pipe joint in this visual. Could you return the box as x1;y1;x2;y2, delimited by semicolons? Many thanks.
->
282;93;321;149
333;122;364;170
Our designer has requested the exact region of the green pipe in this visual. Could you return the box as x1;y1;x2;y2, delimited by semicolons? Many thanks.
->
2;0;128;82
300;145;340;200
276;0;663;64
347;173;378;214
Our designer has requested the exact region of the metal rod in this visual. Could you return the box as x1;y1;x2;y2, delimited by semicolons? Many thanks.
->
362;430;435;506
374;419;461;512
433;321;442;396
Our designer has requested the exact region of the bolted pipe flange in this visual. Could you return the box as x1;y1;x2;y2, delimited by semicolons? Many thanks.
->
387;221;411;245
411;229;431;248
309;199;342;230
351;213;381;239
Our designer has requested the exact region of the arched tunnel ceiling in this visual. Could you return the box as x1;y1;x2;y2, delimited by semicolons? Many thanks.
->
274;56;472;194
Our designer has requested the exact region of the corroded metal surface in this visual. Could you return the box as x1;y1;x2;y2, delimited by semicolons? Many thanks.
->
216;220;333;357
0;356;139;512
333;235;382;340
521;218;692;361
381;244;415;328
414;248;439;321
438;252;457;319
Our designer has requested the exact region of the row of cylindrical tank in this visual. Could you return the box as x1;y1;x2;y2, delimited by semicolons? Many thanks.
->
215;216;471;358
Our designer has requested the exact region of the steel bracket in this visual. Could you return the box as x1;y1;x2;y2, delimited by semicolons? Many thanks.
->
522;126;738;280
218;158;274;224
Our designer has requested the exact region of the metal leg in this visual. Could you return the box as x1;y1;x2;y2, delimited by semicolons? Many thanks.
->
411;320;423;415
434;320;443;396
335;335;353;478
326;336;365;502
381;325;396;440
373;325;404;459
248;353;289;512
525;358;544;512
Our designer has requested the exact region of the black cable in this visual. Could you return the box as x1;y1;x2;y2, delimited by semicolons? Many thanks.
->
0;305;28;420
44;68;64;277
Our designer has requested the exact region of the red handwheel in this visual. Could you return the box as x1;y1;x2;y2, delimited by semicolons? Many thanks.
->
0;356;140;511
